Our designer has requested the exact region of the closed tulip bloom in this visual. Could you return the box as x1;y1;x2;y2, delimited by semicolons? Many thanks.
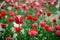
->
1;24;6;29
1;11;7;17
15;15;24;24
8;18;14;23
44;25;50;31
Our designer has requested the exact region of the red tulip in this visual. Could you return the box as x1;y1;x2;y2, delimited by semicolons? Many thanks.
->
32;23;38;28
43;1;47;5
0;14;2;19
26;15;33;20
48;1;51;4
52;18;57;23
26;15;37;21
1;4;5;9
44;12;51;17
58;16;60;19
47;12;51;16
6;37;13;40
8;18;14;23
39;10;43;14
40;22;46;27
32;17;37;21
55;26;60;30
29;29;38;37
44;25;50;31
29;3;36;8
22;5;29;12
56;30;60;36
1;11;7;17
52;1;57;7
36;12;41;17
14;0;23;2
15;4;21;10
15;27;22;32
15;16;24;24
5;0;11;3
9;11;17;16
9;2;15;7
48;27;55;32
52;3;56;7
1;24;6;29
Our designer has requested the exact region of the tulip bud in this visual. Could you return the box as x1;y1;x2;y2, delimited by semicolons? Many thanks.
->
1;24;6;29
8;18;14;23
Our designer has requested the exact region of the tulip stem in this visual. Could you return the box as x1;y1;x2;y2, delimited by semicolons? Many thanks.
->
56;17;59;26
17;33;21;40
51;21;53;27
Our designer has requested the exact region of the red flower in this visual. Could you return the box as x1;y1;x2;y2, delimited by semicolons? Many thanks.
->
14;0;23;2
29;3;36;8
44;12;51;17
52;2;56;7
26;15;37;21
44;25;50;31
55;26;60;30
1;24;6;29
32;17;37;21
40;22;46;27
43;1;47;5
15;16;24;24
5;0;11;3
58;16;60;19
29;29;38;37
48;1;51;4
9;2;15;7
15;27;22;32
52;18;57;23
47;12;51;16
1;11;7;17
22;5;29;12
26;15;33;20
48;27;55;32
9;11;17;16
15;4;21;10
32;23;38;28
56;30;60;36
6;37;13;40
8;18;14;23
36;12;41;17
39;10;43;14
0;14;2;19
1;4;5;9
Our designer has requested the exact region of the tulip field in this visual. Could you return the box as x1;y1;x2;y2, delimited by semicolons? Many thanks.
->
0;0;60;40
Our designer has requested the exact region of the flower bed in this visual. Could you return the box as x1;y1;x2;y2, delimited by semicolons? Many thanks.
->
0;0;60;40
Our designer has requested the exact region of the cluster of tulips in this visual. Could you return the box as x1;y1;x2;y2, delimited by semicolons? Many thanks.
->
0;0;60;40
